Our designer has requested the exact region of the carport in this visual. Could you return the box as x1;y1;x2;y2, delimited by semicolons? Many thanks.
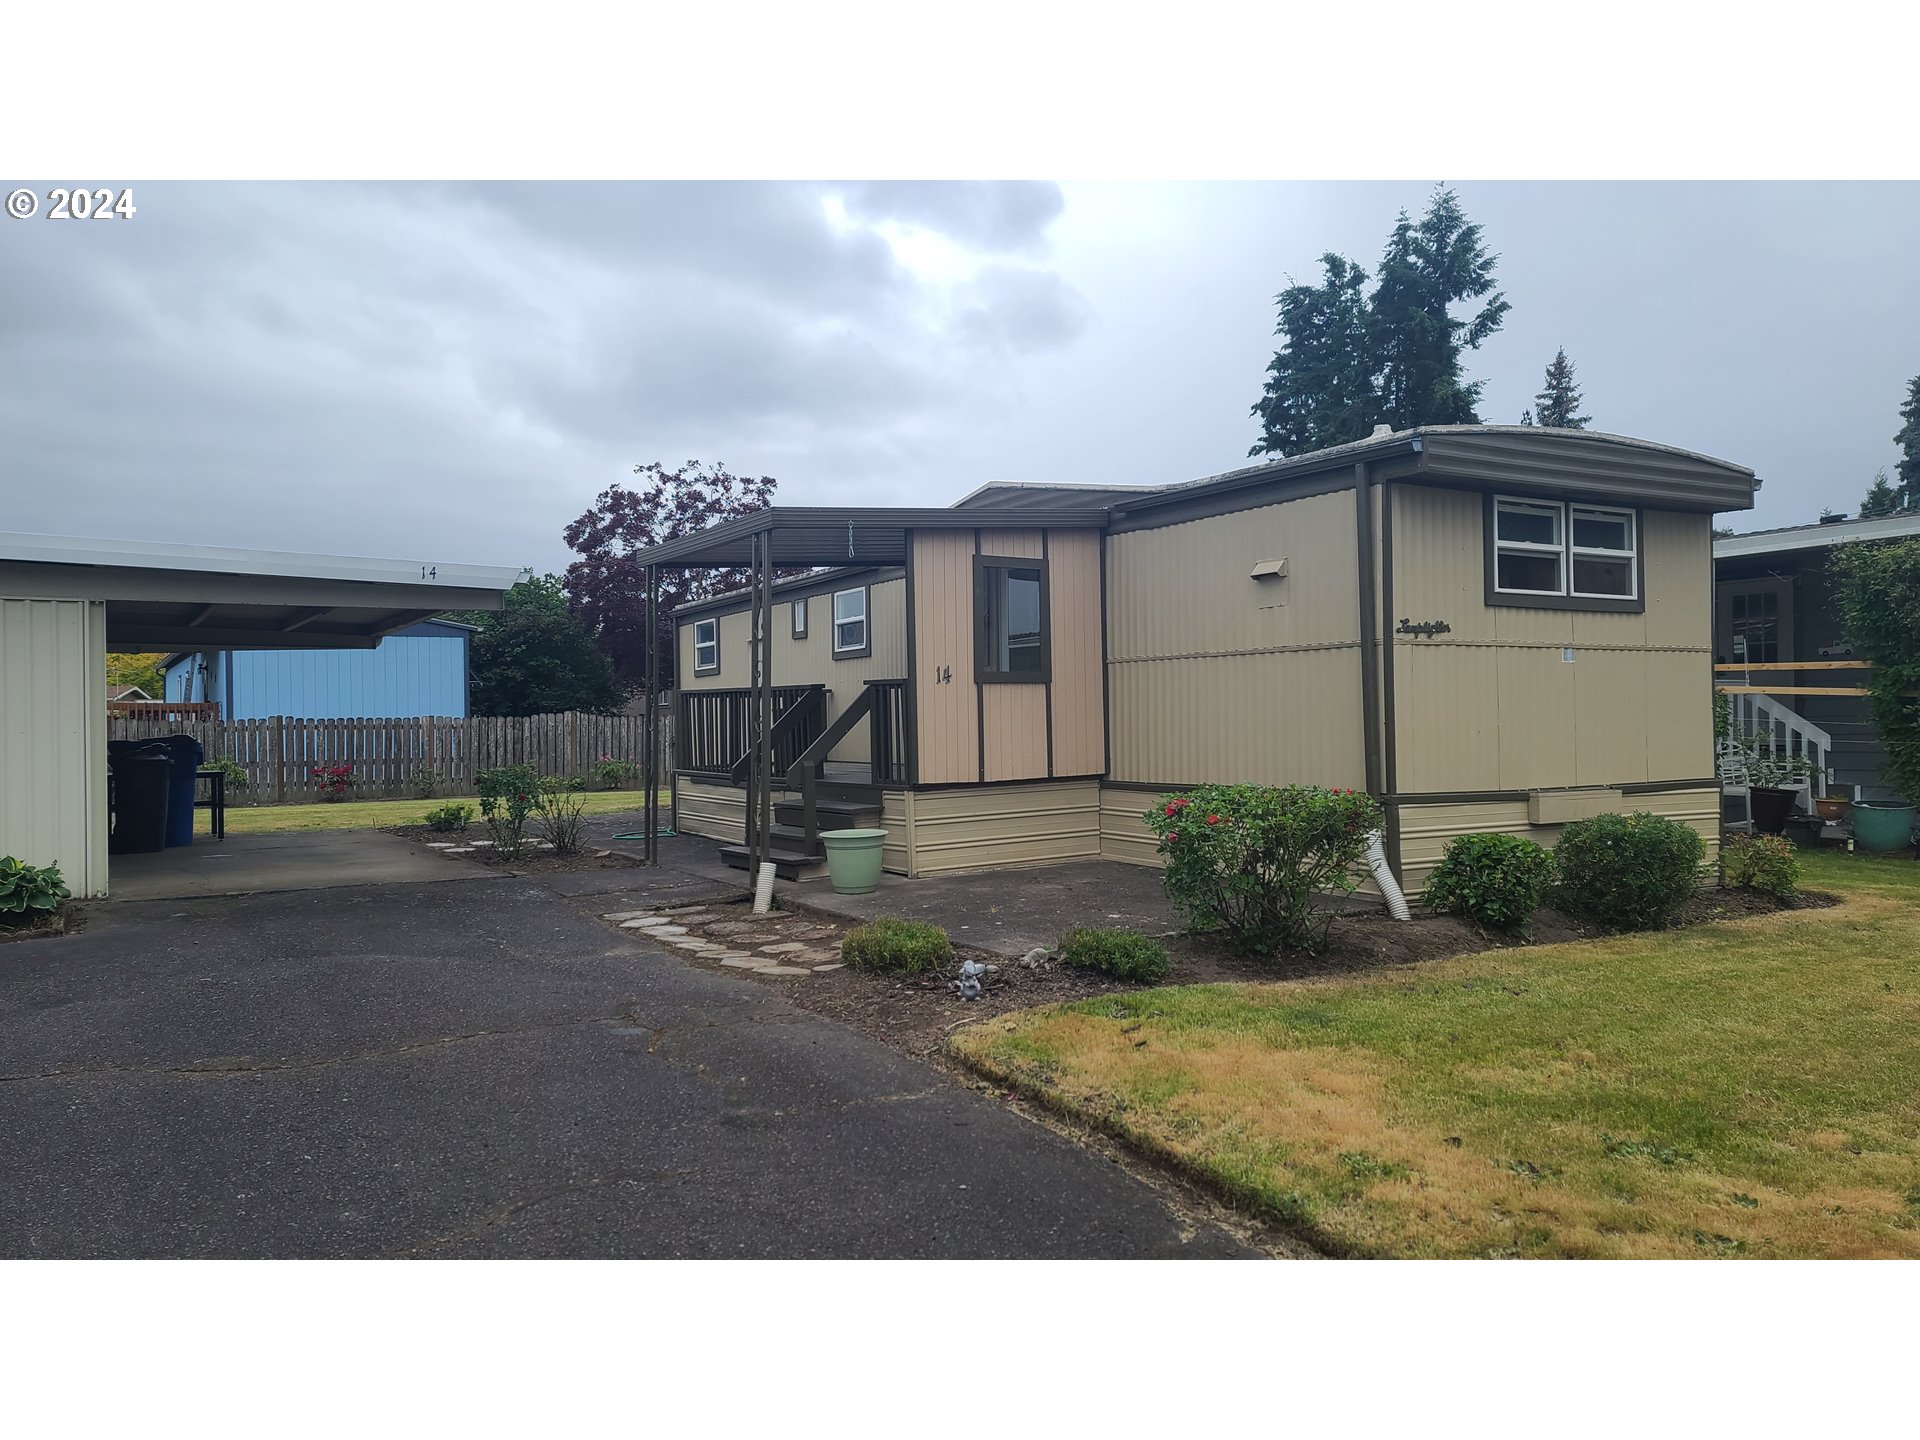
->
0;531;524;897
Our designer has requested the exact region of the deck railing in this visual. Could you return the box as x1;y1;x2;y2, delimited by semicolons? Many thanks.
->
866;679;911;786
676;684;824;780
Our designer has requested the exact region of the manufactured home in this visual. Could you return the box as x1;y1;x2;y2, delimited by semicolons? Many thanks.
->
636;426;1755;892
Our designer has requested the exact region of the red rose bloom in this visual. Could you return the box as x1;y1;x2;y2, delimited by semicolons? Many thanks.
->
1206;814;1221;825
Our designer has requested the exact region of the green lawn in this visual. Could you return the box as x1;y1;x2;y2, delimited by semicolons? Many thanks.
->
204;790;669;835
952;848;1920;1258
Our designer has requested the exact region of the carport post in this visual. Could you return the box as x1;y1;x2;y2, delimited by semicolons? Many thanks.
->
756;527;774;874
642;563;659;866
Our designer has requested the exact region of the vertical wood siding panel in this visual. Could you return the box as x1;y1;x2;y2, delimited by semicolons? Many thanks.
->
912;533;977;784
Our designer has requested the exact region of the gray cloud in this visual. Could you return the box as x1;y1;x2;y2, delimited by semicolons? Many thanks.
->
1;181;1915;580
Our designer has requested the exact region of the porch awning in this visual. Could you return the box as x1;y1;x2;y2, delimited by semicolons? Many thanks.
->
624;505;1110;570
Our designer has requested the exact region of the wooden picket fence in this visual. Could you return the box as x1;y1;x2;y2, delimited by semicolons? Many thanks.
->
103;710;673;804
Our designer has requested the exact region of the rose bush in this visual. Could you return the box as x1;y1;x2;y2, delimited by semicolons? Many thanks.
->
1142;783;1383;956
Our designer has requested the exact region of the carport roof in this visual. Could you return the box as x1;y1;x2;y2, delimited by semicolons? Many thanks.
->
0;530;527;650
623;505;1110;569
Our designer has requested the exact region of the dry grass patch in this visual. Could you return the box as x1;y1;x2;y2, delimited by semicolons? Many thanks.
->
953;849;1920;1258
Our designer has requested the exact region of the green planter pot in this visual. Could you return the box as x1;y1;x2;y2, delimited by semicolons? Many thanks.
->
1851;801;1916;855
820;827;888;894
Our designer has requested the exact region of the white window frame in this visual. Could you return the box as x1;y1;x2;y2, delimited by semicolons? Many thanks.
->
692;617;719;674
832;586;868;656
1492;497;1568;597
1491;496;1639;604
1568;503;1637;601
791;595;807;639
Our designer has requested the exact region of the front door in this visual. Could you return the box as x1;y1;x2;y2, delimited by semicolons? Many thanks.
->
1715;577;1794;673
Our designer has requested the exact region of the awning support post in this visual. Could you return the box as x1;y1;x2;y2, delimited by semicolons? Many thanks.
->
642;563;659;867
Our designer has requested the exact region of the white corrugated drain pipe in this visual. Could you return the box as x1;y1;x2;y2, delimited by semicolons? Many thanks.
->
1365;830;1411;922
752;860;776;914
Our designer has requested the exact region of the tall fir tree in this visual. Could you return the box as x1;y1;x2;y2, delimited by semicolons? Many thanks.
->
1248;254;1376;456
1367;188;1510;432
1895;373;1920;509
1531;347;1591;428
1250;188;1509;455
1861;468;1900;518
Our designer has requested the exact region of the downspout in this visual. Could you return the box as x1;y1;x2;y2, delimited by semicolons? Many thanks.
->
1353;457;1408;920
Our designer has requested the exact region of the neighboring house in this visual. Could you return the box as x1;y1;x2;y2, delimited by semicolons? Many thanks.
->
161;617;475;719
643;425;1755;891
106;684;154;701
1714;510;1920;804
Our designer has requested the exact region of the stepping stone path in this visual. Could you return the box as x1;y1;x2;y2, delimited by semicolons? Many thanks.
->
445;848;475;855
426;842;457;849
603;904;854;981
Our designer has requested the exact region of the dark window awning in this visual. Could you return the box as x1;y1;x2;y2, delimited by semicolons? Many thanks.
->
627;506;1111;570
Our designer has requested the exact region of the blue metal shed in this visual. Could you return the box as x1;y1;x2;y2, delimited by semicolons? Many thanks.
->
162;617;474;719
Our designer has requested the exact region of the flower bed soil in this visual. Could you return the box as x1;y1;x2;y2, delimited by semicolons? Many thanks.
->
387;825;644;874
599;885;1836;1062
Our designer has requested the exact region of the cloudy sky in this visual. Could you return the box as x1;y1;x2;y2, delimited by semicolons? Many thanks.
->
5;181;1916;574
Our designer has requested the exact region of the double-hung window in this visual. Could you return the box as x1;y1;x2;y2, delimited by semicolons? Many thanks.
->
832;587;869;657
692;617;719;674
1490;496;1638;608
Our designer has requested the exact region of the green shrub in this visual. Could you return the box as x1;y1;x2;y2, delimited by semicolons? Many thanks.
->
1141;783;1383;956
1060;927;1172;982
423;803;473;833
204;757;250;794
533;786;587;855
0;857;70;925
1721;833;1800;900
840;917;952;975
595;757;640;789
1422;832;1558;933
1553;812;1707;932
410;766;443;799
1833;537;1920;804
476;764;541;818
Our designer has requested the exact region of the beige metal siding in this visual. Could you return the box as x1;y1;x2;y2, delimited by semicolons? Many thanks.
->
678;577;905;765
1395;786;1721;895
905;780;1101;876
1105;488;1366;787
674;776;748;843
911;532;978;784
880;789;912;875
1047;529;1105;776
1099;786;1166;868
1388;485;1714;794
1;597;108;897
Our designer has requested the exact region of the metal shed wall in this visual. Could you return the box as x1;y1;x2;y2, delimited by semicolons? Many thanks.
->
0;597;108;897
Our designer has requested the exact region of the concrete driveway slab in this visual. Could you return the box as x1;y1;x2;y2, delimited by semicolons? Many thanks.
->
107;829;487;902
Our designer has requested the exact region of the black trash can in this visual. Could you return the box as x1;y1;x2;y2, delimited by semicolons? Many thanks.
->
107;742;173;855
158;734;205;848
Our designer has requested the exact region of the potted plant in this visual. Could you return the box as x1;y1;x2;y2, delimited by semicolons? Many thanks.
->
1727;740;1812;836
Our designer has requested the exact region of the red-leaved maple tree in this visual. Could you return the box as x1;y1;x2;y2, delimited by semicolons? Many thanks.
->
562;460;781;691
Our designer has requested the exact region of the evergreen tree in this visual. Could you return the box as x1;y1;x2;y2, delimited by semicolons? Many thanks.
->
1249;188;1509;454
1248;254;1376;456
1531;347;1591;428
1861;468;1900;518
1367;188;1510;432
1895;374;1920;509
464;575;624;717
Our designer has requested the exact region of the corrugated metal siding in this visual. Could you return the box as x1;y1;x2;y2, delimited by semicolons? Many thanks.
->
905;781;1101;876
1105;489;1366;788
881;789;911;875
1389;485;1714;793
1395;787;1721;895
679;577;906;764
1;598;108;896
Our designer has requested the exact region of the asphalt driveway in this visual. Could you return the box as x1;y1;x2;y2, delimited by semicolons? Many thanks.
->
0;874;1251;1258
